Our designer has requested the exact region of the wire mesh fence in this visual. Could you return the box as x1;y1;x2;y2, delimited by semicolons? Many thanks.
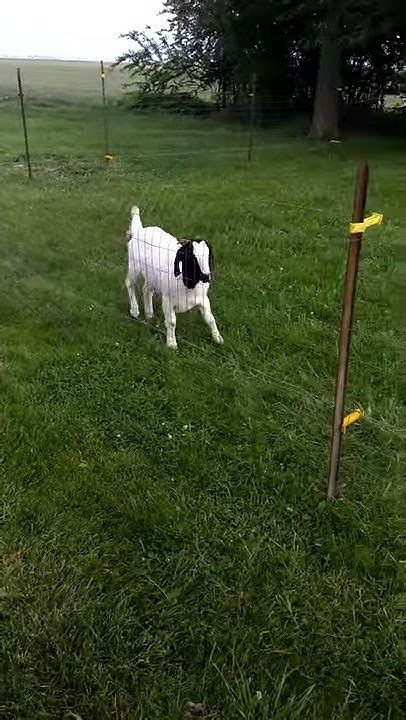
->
0;60;313;180
0;58;401;503
109;90;309;174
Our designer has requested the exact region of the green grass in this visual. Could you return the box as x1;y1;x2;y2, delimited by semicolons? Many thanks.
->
1;98;405;720
0;58;128;102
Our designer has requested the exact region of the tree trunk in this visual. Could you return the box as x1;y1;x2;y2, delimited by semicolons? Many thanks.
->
219;77;227;108
309;16;340;139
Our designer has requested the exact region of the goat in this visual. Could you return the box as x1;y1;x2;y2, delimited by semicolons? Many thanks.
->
125;207;223;349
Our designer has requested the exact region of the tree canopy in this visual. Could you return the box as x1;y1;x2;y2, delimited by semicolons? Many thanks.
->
117;0;405;136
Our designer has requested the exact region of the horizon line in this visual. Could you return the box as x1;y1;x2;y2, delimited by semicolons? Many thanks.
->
0;55;116;63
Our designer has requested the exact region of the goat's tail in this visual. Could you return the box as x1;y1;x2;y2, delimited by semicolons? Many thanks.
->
130;205;143;235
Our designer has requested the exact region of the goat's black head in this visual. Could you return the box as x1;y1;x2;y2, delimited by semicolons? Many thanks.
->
174;239;214;289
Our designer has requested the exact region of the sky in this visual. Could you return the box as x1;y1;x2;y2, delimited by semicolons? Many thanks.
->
1;0;165;61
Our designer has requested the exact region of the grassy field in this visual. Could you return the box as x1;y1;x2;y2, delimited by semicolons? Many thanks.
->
0;59;128;101
1;90;405;719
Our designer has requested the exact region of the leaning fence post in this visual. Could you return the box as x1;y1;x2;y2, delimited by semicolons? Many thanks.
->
326;160;369;500
17;68;32;179
248;72;257;163
100;60;113;165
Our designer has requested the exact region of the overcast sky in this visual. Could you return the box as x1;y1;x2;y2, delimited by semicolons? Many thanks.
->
1;0;165;61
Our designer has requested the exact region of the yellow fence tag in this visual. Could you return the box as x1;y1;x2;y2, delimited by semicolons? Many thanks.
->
342;409;365;433
349;212;383;235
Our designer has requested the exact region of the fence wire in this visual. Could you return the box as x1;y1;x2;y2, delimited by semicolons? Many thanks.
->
1;59;401;454
122;204;401;449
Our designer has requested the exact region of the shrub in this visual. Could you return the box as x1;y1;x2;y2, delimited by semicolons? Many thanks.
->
124;91;216;116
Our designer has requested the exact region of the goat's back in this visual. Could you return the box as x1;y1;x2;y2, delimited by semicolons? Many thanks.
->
128;226;179;295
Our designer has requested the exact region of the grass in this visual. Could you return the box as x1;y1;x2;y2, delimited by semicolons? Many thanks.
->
0;58;128;102
0;92;405;719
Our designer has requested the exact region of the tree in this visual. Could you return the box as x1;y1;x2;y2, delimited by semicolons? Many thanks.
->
399;64;406;95
117;0;299;105
309;10;340;139
308;0;405;137
117;0;405;134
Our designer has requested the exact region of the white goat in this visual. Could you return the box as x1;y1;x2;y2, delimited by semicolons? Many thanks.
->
126;206;223;349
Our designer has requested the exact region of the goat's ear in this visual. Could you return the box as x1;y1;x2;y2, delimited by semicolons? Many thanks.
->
208;243;214;274
174;246;184;277
178;241;199;289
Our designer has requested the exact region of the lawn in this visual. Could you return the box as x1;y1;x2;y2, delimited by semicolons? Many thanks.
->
1;92;404;719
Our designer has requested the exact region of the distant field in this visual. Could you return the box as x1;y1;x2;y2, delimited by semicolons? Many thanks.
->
0;58;130;101
2;59;402;109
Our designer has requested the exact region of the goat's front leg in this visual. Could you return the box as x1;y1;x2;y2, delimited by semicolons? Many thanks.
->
199;297;223;344
142;280;154;319
162;296;177;349
126;273;139;319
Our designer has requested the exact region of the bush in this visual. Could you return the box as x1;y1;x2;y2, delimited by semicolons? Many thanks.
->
341;103;406;136
124;91;216;116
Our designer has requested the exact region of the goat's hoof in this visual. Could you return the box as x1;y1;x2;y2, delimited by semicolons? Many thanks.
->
167;341;178;350
145;313;154;321
129;311;139;320
214;334;224;345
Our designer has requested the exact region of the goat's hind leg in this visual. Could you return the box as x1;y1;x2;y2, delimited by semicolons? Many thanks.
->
142;280;154;319
126;273;140;319
162;296;177;349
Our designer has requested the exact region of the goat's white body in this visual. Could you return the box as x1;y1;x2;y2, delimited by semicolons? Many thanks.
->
126;207;223;348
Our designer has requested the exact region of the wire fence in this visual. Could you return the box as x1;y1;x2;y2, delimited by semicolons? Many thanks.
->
0;62;350;231
1;61;400;497
0;62;313;180
0;61;402;177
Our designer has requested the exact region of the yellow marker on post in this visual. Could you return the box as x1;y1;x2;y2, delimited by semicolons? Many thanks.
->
342;409;365;433
349;212;383;235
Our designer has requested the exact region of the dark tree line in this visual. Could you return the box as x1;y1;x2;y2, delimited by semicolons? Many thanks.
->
117;0;405;138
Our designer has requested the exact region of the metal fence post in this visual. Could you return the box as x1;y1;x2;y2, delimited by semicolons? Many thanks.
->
100;60;112;164
248;72;257;163
17;68;32;179
327;160;369;500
